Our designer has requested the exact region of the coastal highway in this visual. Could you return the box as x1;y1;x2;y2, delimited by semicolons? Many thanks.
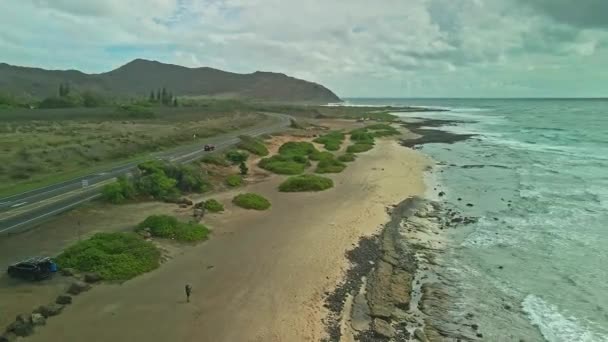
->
0;112;291;235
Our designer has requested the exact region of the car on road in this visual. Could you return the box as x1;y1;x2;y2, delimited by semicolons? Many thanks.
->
204;144;216;151
7;256;57;281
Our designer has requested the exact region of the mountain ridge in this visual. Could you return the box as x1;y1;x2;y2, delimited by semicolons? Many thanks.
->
0;59;341;104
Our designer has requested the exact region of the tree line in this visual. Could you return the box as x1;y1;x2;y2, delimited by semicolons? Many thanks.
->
149;87;178;106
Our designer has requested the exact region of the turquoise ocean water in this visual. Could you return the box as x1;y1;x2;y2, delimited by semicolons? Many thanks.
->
347;98;608;341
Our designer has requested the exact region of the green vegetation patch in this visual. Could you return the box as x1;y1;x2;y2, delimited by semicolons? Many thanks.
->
232;193;271;210
55;233;161;281
347;143;375;153
237;135;269;156
309;150;334;161
278;141;317;157
225;150;249;164
225;174;243;187
137;215;209;242
278;174;334;192
315;158;347;173
259;154;309;175
102;176;136;204
349;128;376;145
365;123;400;137
313;131;345;151
200;154;230;167
337;153;357;162
203;199;224;213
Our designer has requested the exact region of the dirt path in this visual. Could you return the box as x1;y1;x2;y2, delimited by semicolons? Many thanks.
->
25;139;429;342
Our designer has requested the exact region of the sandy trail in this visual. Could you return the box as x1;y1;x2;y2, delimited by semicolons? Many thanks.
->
26;138;429;342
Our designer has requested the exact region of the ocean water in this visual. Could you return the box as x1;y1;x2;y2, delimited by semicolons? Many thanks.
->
347;98;608;341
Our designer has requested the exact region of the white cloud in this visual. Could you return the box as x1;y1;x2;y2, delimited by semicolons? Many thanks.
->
1;0;607;97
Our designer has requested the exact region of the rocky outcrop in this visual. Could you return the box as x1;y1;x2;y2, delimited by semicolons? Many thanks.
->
325;197;484;342
56;294;73;305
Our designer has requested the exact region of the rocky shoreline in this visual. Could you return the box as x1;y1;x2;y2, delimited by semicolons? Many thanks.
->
323;197;485;342
399;118;475;147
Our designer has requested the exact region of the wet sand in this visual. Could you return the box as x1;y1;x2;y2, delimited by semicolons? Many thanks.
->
24;138;429;342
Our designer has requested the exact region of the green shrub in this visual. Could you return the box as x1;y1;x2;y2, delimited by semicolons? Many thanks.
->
232;193;271;210
204;199;224;213
201;154;230;167
259;155;308;174
237;135;269;156
337;153;357;162
278;141;317;157
350;129;376;144
309;150;334;161
136;161;210;198
137;215;209;242
55;233;160;281
347;143;374;153
313;131;345;151
135;171;179;200
38;96;78;109
290;119;304;129
315;158;347;173
102;176;136;204
226;174;243;187
225;150;249;164
279;174;334;192
239;161;249;175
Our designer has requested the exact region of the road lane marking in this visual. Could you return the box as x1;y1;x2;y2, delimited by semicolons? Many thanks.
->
10;202;27;208
0;194;102;234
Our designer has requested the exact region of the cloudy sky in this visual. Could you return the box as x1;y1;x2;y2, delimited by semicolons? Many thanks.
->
1;0;607;97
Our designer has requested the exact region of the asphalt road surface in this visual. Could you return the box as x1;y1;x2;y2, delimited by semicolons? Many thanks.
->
0;112;291;235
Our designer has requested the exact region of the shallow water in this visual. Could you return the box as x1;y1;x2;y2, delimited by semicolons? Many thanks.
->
348;98;608;341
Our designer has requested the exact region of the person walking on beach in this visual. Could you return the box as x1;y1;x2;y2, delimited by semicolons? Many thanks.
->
185;284;192;303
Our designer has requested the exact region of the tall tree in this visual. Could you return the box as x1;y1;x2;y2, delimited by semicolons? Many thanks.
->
173;97;178;107
156;89;161;102
161;87;168;105
63;83;70;96
58;83;64;97
149;90;155;102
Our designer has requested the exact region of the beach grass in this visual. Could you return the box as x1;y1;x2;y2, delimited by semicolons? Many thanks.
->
225;174;244;187
237;135;269;156
259;154;310;174
337;153;357;162
55;232;161;281
313;131;345;151
346;143;374;153
309;150;334;161
315;157;347;174
200;154;231;167
278;174;334;192
137;214;210;242
203;199;225;213
232;193;271;210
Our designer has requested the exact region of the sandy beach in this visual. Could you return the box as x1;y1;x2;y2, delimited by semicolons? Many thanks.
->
13;134;429;342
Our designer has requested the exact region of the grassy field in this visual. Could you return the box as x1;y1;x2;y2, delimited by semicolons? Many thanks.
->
0;106;269;197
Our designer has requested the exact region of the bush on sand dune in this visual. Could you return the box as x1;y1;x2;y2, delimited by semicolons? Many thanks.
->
279;174;334;192
232;193;271;210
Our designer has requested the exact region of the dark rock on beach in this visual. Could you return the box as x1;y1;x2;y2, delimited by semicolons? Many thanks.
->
34;304;64;318
67;281;91;295
56;294;72;305
84;272;102;283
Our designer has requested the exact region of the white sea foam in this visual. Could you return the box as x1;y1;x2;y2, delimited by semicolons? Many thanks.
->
523;295;608;342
